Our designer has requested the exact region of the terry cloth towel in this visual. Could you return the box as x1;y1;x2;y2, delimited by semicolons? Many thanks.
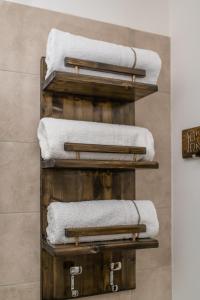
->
46;200;159;244
45;28;161;84
37;118;155;161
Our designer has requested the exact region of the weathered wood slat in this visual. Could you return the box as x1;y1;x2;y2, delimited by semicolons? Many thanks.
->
42;71;158;102
41;159;159;169
42;238;159;257
65;57;146;77
65;224;146;238
64;143;146;154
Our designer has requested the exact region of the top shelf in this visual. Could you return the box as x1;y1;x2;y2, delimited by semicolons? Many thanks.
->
42;57;158;102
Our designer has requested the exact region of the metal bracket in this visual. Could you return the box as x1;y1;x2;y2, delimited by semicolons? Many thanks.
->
109;261;122;292
70;266;82;298
74;65;79;74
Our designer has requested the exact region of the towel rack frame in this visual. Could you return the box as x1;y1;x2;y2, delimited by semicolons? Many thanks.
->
40;57;159;299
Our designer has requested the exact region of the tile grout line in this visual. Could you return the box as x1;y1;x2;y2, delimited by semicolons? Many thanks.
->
0;67;39;77
0;211;40;215
0;280;40;288
0;140;37;144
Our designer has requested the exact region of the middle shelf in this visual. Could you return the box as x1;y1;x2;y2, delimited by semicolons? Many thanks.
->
42;141;158;169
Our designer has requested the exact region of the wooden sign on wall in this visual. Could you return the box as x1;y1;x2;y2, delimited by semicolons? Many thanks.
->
182;126;200;158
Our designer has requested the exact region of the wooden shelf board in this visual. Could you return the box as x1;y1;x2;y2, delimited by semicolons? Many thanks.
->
41;159;159;170
42;71;158;102
42;238;159;257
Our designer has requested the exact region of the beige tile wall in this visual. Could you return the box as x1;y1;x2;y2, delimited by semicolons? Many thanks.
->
0;1;171;299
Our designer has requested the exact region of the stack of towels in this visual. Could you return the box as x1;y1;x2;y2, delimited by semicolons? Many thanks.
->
47;200;159;244
45;28;161;84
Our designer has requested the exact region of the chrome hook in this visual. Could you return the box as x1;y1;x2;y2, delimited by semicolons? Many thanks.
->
70;266;82;298
110;261;122;292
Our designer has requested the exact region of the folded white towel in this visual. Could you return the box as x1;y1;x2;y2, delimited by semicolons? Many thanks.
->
45;28;161;85
47;200;159;244
37;118;155;161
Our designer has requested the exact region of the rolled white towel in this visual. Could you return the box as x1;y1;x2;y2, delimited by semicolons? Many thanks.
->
45;28;161;85
37;118;155;161
47;200;159;244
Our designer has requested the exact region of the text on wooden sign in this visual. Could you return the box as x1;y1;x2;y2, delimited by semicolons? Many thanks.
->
182;126;200;158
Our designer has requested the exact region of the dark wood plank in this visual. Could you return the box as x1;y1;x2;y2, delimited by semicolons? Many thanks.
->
64;143;146;155
65;224;146;238
42;250;54;300
42;238;159;257
42;159;159;170
42;71;158;102
65;57;146;77
182;126;200;158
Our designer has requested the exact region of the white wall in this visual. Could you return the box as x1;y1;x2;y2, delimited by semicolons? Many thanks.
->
6;0;169;36
171;0;200;299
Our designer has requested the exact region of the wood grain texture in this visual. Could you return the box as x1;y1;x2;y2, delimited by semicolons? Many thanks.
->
41;159;159;169
64;57;146;77
182;126;200;158
65;224;146;238
64;142;146;154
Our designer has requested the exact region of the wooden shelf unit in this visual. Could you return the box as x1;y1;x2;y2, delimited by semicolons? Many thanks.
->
40;56;159;299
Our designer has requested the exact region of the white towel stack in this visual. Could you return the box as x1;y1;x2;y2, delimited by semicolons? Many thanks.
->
37;118;155;161
47;200;159;244
45;28;161;84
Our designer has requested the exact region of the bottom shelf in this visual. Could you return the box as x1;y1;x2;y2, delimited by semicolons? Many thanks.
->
41;159;159;169
42;238;159;256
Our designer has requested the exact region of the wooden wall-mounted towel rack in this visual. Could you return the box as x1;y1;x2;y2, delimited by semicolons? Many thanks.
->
40;57;159;300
